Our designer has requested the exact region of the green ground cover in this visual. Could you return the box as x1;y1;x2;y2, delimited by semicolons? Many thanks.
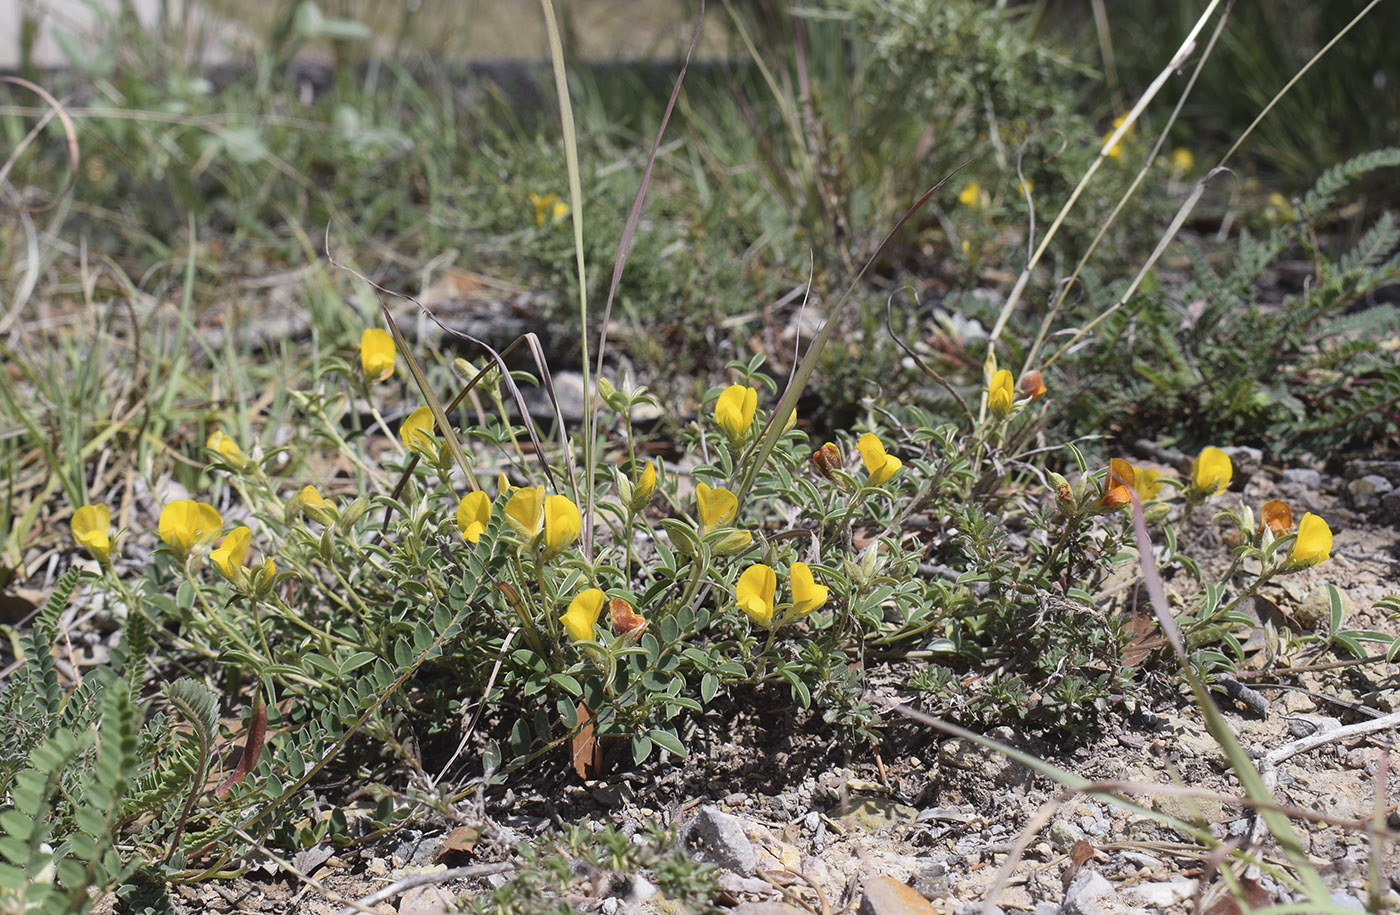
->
1;1;1398;912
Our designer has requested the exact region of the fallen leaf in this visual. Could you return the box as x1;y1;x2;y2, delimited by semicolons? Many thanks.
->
571;700;603;780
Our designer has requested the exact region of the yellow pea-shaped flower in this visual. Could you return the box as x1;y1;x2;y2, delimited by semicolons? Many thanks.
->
629;459;657;513
1191;447;1232;497
400;406;436;451
988;369;1015;418
562;587;605;642
542;494;581;556
715;385;758;445
206;430;251;471
159;500;223;558
456;491;491;544
1288;513;1332;567
696;482;738;535
210;526;252;583
736;564;777;629
1133;466;1164;501
857;433;903;486
71;504;111;562
789;561;829;618
504;485;545;540
360;328;396;381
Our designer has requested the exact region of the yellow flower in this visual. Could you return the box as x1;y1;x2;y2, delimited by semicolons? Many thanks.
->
71;504;111;562
696;482;738;535
857;433;902;486
504;485;545;540
789;561;829;617
206;430;250;470
1191;447;1232;496
210;526;252;583
400;406;436;451
1169;147;1194;175
988;369;1015;418
1103;113;1131;159
456;491;491;544
1265;192;1295;223
542;494;581;556
1288;513;1331;567
715;384;758;445
629;459;657;513
957;181;986;208
300;485;326;510
497;473;517;497
360;328;396;381
1260;499;1293;538
529;192;569;227
158;500;223;558
736;564;777;628
562;587;605;642
1134;467;1164;501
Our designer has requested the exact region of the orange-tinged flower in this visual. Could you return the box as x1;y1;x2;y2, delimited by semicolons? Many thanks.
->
609;597;647;637
715;384;758;445
988;369;1015;417
1192;447;1232;496
812;442;843;480
210;526;252;583
696;482;738;535
159;500;223;558
457;491;491;544
736;564;777;628
1288;513;1331;567
1099;459;1135;511
561;588;605;642
857;433;902;486
789;562;829;617
400;406;436;451
71;504;111;562
360;328;396;381
1260;499;1293;538
1019;370;1046;400
504;485;545;540
542;494;581;556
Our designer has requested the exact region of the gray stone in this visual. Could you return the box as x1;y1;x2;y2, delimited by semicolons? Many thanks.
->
1281;468;1323;489
1222;446;1263;483
398;885;456;915
1123;878;1194;908
1062;870;1116;915
1330;892;1366;911
1297;586;1354;628
1382;491;1400;522
1048;818;1087;852
1344;459;1400;484
683;806;757;875
1347;474;1393;509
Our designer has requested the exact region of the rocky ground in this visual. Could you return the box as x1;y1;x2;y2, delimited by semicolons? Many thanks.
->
127;453;1400;915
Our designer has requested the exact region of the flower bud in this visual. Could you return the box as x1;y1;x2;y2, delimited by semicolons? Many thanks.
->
812;442;842;480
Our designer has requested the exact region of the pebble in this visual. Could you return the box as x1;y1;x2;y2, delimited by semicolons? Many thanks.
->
1062;869;1118;915
731;905;806;915
1049;818;1086;852
683;806;757;875
1123;879;1194;908
1282;467;1323;489
1297;586;1353;628
398;884;455;915
859;875;939;915
1347;474;1392;510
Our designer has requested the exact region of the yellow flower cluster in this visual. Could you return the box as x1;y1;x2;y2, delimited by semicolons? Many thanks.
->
735;561;829;631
